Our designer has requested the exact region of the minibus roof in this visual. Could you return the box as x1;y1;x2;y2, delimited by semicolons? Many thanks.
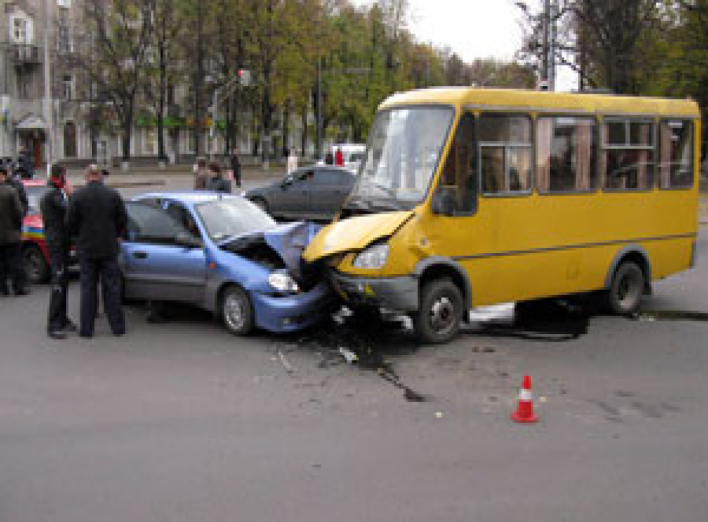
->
379;87;700;118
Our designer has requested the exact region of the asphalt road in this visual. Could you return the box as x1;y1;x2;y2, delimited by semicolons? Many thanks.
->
1;180;707;522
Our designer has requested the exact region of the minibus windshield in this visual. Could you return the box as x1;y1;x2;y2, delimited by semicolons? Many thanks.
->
348;106;454;210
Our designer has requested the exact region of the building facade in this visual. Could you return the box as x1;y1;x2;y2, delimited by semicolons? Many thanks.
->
1;0;319;169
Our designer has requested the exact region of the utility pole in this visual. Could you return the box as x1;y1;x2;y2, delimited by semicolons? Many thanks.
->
541;0;557;90
316;56;322;160
42;0;55;176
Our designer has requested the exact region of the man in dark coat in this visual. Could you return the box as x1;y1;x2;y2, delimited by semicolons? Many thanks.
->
204;162;231;193
229;148;242;188
7;169;28;216
0;166;26;296
40;165;76;339
67;165;128;338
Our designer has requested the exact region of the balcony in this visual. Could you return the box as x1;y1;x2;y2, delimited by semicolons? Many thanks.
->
10;44;41;65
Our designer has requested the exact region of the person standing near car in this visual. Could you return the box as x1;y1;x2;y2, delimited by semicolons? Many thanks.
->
204;162;231;193
7;166;28;216
193;157;208;190
67;165;128;338
0;166;27;297
287;147;298;174
40;164;76;339
334;147;344;167
230;148;242;188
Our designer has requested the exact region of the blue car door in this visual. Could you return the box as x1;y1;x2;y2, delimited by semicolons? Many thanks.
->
122;202;207;305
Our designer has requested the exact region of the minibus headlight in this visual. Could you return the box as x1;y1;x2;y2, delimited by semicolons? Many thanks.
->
268;270;300;293
353;243;389;269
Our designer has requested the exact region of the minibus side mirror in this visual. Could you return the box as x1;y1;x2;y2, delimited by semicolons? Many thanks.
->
431;189;456;217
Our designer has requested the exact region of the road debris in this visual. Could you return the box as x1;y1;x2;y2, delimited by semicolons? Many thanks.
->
277;349;295;374
339;347;359;364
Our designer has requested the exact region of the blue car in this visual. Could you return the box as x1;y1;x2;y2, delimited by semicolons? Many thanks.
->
121;192;338;335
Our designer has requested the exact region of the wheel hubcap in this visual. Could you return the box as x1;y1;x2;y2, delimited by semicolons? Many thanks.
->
616;270;641;309
224;293;245;330
430;296;455;334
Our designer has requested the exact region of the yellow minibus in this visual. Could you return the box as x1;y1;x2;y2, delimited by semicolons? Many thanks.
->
303;88;700;343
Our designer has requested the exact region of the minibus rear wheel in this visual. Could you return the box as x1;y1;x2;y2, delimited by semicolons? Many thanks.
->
606;261;645;315
413;278;463;344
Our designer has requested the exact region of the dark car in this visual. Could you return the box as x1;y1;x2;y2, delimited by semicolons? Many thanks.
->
244;166;355;221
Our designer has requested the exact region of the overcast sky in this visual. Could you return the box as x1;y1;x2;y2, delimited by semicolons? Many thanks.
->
351;0;577;90
351;0;527;62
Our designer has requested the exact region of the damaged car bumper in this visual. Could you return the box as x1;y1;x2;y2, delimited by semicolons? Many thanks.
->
328;270;419;312
252;280;340;333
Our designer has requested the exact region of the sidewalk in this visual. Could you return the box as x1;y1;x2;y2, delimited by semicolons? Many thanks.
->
65;163;286;188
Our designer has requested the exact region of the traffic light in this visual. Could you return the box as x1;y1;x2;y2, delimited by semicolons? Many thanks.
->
237;69;251;87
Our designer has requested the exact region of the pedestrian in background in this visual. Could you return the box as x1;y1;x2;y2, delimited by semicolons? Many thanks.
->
335;147;344;167
17;146;34;179
40;165;77;339
193;157;208;190
0;166;27;297
7;166;28;216
67;165;128;338
325;151;334;165
287;147;298;174
230;148;242;188
204;162;231;193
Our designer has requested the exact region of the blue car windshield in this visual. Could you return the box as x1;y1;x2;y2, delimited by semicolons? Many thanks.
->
196;198;277;241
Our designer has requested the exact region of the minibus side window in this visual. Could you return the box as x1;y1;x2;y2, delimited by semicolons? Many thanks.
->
659;119;693;189
434;113;478;215
601;118;655;190
479;114;532;195
537;116;598;193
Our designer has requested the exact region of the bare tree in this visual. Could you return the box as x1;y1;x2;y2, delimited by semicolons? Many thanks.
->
71;0;153;165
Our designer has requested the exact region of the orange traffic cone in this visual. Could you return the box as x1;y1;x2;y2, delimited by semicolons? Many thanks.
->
512;375;538;423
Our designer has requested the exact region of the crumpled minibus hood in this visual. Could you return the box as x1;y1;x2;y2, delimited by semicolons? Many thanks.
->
303;211;414;263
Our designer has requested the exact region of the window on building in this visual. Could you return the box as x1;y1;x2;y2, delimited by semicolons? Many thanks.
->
12;18;28;43
62;75;74;100
537;116;598;193
64;122;77;158
601;119;655;190
57;21;73;54
659;120;694;189
17;73;30;99
479;113;532;194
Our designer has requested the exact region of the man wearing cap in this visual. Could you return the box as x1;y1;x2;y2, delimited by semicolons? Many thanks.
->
40;164;77;339
0;165;25;297
67;165;128;338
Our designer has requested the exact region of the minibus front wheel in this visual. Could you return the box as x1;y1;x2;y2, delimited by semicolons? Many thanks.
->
413;278;463;344
606;261;645;315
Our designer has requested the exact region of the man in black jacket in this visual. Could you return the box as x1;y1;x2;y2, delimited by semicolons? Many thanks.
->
0;166;26;296
40;165;76;339
7;170;28;216
67;165;128;338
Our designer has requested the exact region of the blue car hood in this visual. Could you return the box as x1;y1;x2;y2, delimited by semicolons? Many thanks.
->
262;221;321;275
220;221;321;280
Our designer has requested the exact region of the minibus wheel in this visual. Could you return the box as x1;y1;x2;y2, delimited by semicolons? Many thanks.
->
413;279;463;344
606;261;645;315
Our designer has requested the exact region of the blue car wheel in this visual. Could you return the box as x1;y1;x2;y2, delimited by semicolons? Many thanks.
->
221;285;255;335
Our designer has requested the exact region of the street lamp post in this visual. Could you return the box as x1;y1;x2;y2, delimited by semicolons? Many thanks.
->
42;0;55;177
